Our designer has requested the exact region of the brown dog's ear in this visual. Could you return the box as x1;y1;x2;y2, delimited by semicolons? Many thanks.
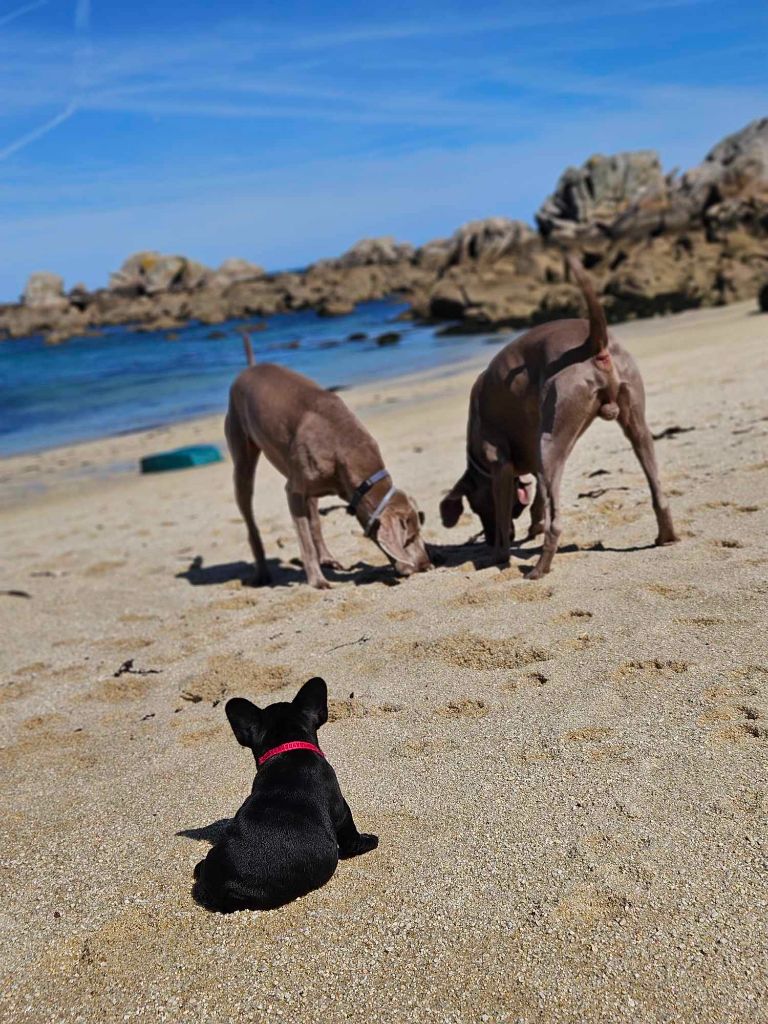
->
225;697;265;749
293;676;328;730
440;487;464;528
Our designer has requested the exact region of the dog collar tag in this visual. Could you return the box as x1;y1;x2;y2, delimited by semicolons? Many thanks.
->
257;740;326;767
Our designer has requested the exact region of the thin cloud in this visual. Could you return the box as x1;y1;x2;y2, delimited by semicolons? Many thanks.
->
0;0;47;29
0;100;77;160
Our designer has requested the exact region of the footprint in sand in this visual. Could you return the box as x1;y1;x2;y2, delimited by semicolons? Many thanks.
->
643;582;696;600
503;670;549;693
327;699;402;723
404;633;550;672
554;884;627;926
0;680;33;704
699;666;768;743
385;608;416;622
83;560;127;577
614;659;689;681
566;633;603;651
564;726;628;762
437;699;488;719
565;609;593;620
392;736;458;759
88;676;156;702
674;616;725;627
180;656;291;705
451;584;553;609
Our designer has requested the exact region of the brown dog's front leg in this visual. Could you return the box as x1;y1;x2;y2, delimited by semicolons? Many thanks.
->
308;498;344;570
287;489;331;589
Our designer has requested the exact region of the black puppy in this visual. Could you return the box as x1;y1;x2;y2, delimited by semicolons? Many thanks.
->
193;676;378;912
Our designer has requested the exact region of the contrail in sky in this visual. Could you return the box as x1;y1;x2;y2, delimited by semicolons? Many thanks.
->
0;0;47;29
0;0;89;161
0;101;78;160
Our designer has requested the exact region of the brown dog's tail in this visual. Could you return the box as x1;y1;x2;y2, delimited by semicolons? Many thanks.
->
565;254;609;355
239;329;255;367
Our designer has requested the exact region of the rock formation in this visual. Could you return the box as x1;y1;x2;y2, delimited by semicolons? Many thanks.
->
1;118;766;343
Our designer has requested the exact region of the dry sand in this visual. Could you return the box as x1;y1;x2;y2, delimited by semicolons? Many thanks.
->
1;300;767;1023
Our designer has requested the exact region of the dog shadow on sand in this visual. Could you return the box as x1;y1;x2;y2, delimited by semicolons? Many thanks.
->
432;535;657;575
177;553;405;589
176;531;658;590
177;818;232;845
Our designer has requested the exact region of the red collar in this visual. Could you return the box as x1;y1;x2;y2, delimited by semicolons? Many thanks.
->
257;740;325;767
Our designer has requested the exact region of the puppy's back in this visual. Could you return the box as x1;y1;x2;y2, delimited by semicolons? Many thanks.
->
193;758;341;912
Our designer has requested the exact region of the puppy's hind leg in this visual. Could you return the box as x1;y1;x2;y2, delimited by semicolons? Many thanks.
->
336;799;378;859
618;387;678;546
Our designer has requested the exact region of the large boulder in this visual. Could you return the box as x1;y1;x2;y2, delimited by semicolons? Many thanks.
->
443;217;538;266
334;236;415;268
108;252;211;295
536;152;666;240
210;258;265;289
610;117;768;241
22;271;68;309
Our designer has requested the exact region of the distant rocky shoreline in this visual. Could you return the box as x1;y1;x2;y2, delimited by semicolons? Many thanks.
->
2;117;766;345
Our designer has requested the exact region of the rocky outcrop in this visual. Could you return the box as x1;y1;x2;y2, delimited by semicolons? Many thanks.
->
536;152;666;241
332;236;415;268
22;272;68;309
2;119;766;344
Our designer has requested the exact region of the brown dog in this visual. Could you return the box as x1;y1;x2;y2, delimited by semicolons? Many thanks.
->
226;345;431;589
440;256;678;578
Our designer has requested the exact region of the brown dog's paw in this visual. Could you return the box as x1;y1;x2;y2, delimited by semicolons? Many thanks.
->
655;532;680;546
245;566;272;587
310;578;333;590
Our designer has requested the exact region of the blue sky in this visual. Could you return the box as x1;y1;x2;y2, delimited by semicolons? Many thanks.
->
0;0;766;300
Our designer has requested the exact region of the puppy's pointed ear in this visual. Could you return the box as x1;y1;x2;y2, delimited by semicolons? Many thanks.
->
439;481;465;528
293;676;328;729
225;697;265;749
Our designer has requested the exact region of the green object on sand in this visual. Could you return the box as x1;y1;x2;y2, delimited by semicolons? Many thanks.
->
140;444;223;474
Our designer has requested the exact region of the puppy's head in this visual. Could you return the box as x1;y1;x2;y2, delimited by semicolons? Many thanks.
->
374;489;432;577
225;676;328;761
440;469;535;544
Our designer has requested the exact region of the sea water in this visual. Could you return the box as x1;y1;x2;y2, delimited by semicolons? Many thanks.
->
0;300;496;456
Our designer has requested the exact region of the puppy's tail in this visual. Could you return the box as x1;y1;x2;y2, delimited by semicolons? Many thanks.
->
239;329;255;367
565;254;609;356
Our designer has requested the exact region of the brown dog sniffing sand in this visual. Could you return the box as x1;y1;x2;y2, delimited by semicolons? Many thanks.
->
440;255;679;578
226;338;431;589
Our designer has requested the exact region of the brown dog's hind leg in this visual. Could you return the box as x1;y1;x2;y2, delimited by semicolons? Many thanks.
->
308;498;344;570
232;444;271;586
526;441;567;579
618;388;679;546
491;461;517;564
526;476;546;541
287;489;331;590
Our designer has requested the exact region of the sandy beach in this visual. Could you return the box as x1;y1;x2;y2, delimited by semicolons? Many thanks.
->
1;299;767;1023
